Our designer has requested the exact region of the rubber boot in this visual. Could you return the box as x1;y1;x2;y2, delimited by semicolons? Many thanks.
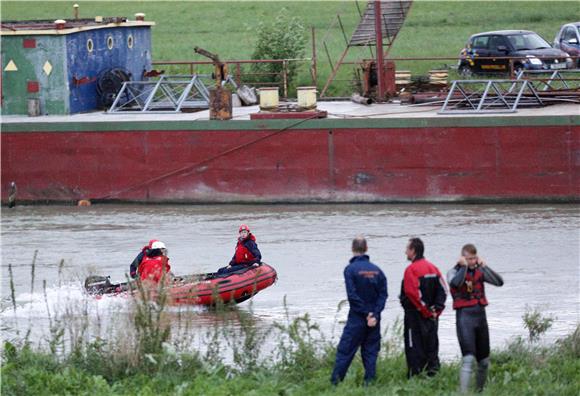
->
460;354;475;393
476;358;489;392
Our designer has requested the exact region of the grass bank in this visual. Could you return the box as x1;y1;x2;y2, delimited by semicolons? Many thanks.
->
1;1;574;95
2;325;579;395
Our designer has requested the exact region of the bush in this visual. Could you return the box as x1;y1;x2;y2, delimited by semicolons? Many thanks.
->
522;306;555;342
250;8;307;87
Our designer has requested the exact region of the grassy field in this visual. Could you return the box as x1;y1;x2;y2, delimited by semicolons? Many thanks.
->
1;1;574;95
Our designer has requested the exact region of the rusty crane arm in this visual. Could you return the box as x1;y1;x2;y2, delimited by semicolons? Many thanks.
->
194;46;227;88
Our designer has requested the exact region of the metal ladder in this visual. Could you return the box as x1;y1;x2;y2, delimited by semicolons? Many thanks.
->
320;0;413;97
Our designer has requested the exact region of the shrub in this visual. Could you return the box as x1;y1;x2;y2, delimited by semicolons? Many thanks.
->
522;306;555;342
250;8;307;87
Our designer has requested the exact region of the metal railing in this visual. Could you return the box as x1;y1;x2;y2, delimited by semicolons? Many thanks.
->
150;55;579;98
342;55;578;76
152;59;314;98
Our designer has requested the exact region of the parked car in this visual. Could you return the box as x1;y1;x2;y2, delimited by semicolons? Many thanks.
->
458;30;573;76
553;22;580;67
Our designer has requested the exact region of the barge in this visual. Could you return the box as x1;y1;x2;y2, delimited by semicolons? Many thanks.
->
2;101;579;203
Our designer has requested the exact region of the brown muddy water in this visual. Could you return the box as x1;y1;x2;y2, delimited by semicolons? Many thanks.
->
1;204;578;359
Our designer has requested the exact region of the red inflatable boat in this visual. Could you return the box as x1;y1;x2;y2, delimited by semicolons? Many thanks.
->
84;263;277;306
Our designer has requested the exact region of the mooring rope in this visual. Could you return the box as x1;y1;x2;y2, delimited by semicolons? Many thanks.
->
98;113;322;200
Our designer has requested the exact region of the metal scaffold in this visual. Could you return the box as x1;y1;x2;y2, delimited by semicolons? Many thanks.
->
516;69;580;91
438;80;543;114
439;69;580;114
108;74;238;113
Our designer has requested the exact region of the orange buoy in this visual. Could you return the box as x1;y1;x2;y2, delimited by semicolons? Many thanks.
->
77;199;91;206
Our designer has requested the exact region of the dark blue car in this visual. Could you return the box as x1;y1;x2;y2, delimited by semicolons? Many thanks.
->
458;30;573;76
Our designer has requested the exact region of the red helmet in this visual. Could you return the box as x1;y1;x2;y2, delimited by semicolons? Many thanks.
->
239;224;250;233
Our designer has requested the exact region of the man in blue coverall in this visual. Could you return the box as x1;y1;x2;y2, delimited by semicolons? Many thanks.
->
331;236;388;385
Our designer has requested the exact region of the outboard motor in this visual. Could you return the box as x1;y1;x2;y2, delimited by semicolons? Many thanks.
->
96;68;131;109
84;275;113;295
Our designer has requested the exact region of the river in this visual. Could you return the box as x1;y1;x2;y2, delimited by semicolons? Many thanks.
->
1;204;578;360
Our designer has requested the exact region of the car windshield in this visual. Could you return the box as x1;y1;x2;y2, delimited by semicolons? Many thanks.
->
507;33;551;50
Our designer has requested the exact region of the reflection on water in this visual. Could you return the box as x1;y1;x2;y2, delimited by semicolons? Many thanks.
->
1;204;579;359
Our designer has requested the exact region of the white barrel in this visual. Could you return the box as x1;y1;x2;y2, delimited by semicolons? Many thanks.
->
297;86;317;109
259;87;279;110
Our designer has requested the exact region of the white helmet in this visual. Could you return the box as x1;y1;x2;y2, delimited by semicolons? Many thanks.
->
151;241;166;250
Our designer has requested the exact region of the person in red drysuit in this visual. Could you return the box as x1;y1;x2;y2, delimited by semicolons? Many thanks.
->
137;240;172;284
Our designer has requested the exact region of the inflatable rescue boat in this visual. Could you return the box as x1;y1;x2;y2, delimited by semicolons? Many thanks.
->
84;263;277;306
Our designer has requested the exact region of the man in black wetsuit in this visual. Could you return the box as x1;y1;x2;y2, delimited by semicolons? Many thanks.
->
447;243;504;393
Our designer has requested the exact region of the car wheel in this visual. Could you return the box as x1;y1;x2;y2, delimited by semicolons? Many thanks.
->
458;65;473;78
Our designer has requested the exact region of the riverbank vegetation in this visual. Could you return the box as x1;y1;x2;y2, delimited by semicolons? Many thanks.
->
2;279;579;396
1;1;574;95
3;319;579;395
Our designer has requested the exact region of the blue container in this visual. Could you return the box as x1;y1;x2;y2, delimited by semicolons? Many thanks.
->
67;25;152;113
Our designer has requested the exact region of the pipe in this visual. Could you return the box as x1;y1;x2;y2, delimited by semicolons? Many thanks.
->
374;1;385;102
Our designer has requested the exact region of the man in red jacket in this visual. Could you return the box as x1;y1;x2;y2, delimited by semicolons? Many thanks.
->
399;238;447;378
137;240;172;284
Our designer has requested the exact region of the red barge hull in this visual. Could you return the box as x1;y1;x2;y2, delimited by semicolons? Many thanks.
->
2;110;579;203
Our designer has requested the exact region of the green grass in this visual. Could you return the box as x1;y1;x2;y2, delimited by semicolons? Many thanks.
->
1;1;573;95
2;326;579;396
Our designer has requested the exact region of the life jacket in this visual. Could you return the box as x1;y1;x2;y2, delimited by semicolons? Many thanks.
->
138;239;159;266
138;255;171;284
450;266;488;309
234;234;257;264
